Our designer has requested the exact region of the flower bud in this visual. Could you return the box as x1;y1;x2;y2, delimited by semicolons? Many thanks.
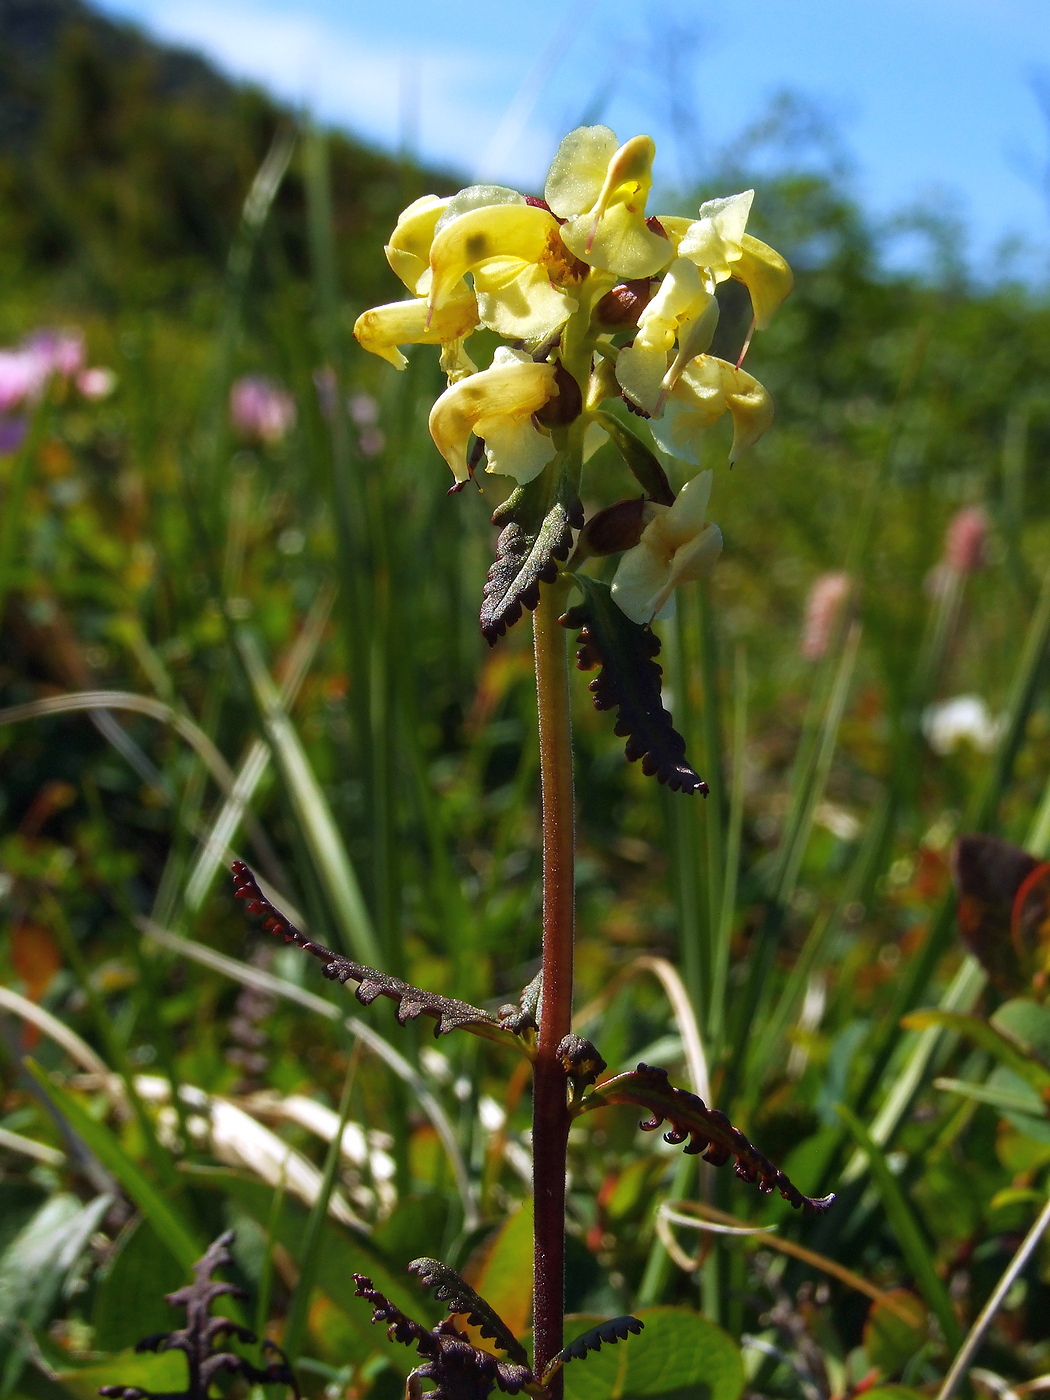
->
577;497;647;557
533;363;582;428
594;280;655;330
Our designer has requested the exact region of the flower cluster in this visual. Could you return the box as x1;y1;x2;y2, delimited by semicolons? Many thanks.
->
354;125;791;628
0;327;116;454
229;375;297;446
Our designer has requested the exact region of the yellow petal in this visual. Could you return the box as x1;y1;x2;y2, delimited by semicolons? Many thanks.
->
544;125;620;218
616;258;712;412
650;355;772;463
428;353;557;483
733;234;793;329
353;289;479;370
611;476;722;623
561;201;672;278
385;195;450;296
428;203;561;313
474;260;577;341
677;190;754;280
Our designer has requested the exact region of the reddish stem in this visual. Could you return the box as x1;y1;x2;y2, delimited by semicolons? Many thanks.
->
531;581;575;1390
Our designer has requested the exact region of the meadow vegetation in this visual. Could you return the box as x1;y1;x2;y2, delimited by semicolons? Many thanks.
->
3;7;1050;1400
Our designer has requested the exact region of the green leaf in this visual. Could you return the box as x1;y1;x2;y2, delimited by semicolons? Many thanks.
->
592;411;675;506
562;577;706;795
561;1308;743;1400
863;1291;929;1377
901;1010;1050;1094
464;1201;533;1343
50;1349;186;1400
23;1061;203;1272
479;453;582;644
990;998;1050;1068
92;1219;187;1352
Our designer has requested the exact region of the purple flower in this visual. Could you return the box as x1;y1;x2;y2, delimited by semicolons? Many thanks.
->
0;350;47;413
23;327;85;379
0;415;28;455
229;375;297;445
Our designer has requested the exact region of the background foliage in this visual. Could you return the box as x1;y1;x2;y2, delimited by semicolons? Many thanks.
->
3;4;1050;1399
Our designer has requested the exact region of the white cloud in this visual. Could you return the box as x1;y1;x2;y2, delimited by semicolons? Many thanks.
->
104;0;555;187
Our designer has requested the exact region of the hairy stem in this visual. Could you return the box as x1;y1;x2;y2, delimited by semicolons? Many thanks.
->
532;578;575;1387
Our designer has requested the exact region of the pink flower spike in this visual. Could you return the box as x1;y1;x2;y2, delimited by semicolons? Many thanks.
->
943;505;988;575
801;571;851;660
229;375;297;445
0;350;47;412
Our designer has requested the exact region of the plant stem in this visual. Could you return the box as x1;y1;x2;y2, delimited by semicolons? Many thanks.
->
531;579;575;1388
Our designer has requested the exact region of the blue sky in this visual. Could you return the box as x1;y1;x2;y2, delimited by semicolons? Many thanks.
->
96;0;1050;275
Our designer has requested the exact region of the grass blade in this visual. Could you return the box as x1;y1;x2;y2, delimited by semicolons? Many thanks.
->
236;627;380;965
836;1103;961;1351
23;1060;203;1271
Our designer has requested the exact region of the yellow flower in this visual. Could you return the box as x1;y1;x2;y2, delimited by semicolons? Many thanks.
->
428;348;559;485
615;257;717;415
650;355;773;464
611;472;722;624
544;126;673;279
669;191;792;329
427;202;578;342
385;194;451;296
353;283;479;371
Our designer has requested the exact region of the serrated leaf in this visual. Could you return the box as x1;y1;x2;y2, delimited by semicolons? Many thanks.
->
560;1308;743;1400
592;411;675;506
577;1064;834;1213
232;863;520;1051
561;576;706;794
407;1258;528;1366
480;454;583;644
546;1316;643;1377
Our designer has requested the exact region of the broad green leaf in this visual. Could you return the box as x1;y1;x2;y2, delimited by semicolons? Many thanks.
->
562;1307;744;1400
900;1011;1050;1094
990;998;1050;1068
50;1349;186;1400
92;1220;186;1351
863;1291;928;1376
466;1200;533;1342
24;1062;202;1271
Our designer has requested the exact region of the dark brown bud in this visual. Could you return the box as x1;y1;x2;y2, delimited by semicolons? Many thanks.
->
594;279;655;330
578;497;647;557
557;1033;607;1089
533;362;583;429
646;215;668;238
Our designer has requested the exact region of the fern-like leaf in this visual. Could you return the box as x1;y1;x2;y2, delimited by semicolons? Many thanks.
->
480;454;583;644
561;576;706;794
232;864;521;1051
578;1064;835;1214
542;1316;644;1381
408;1258;529;1366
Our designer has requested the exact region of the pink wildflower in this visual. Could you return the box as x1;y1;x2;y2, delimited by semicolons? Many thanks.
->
229;376;297;445
801;571;851;660
23;328;85;380
943;505;987;575
0;351;44;413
